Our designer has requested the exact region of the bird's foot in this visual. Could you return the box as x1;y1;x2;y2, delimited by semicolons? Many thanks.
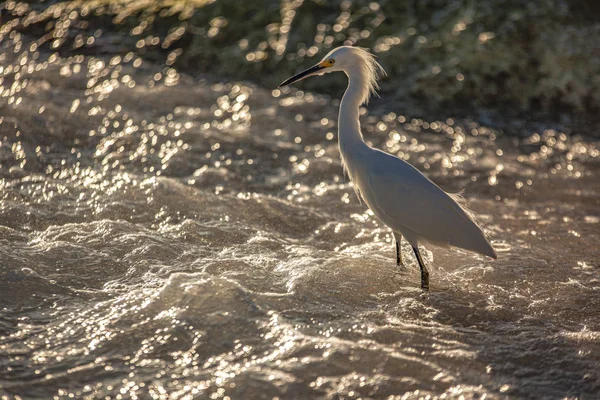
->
420;270;430;291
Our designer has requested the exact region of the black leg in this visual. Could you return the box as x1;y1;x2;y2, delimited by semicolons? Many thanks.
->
395;240;401;266
412;246;429;290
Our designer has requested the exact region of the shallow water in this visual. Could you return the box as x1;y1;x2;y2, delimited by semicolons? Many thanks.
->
1;11;600;400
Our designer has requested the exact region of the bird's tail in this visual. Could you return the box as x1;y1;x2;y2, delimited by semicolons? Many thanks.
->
448;191;497;259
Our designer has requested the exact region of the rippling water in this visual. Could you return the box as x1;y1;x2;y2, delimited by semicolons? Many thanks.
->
1;6;600;400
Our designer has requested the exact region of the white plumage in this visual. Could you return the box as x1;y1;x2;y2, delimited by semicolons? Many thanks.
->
279;46;496;289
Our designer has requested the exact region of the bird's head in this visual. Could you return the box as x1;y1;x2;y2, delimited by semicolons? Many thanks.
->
278;46;385;104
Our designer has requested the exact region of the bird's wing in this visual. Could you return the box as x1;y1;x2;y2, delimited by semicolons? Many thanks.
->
361;149;496;258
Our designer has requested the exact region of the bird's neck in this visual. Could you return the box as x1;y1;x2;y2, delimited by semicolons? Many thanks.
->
338;71;368;157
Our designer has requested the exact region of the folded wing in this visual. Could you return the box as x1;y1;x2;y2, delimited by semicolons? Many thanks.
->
361;149;496;259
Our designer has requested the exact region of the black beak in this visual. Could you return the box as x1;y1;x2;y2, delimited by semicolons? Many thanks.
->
278;64;325;88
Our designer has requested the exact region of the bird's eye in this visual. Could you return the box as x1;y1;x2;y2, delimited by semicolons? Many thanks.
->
328;59;335;65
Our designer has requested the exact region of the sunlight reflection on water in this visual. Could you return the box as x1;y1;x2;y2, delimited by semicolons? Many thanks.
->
1;2;600;400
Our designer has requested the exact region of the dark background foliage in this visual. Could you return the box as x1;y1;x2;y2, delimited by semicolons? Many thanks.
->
4;0;600;117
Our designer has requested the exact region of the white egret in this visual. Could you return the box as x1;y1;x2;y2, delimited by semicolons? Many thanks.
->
279;46;496;290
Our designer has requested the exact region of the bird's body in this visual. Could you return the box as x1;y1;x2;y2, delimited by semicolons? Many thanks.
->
279;46;496;289
349;146;495;256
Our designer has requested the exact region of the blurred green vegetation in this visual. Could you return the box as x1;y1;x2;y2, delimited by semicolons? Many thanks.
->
4;0;600;115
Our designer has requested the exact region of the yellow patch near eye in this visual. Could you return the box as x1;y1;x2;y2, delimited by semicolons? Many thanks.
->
319;59;335;67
